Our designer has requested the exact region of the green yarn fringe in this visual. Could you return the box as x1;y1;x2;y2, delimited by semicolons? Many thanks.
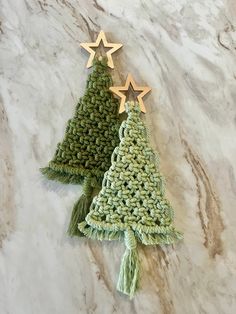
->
78;220;183;246
137;229;183;245
40;167;83;185
78;221;123;241
67;194;93;237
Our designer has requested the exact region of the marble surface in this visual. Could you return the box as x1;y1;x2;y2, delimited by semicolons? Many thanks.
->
1;0;236;313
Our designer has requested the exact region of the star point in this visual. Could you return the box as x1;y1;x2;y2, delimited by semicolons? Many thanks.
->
110;74;151;113
80;30;123;69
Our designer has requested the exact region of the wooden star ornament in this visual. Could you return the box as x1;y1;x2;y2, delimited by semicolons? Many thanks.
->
110;74;151;113
80;30;123;69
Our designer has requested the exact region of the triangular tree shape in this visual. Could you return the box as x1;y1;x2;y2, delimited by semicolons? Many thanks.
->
79;101;183;297
41;57;120;236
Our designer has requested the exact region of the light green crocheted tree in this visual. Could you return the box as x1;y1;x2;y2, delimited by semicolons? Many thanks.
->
40;57;120;236
79;101;183;297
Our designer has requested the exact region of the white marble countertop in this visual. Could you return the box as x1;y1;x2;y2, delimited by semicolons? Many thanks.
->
1;1;236;313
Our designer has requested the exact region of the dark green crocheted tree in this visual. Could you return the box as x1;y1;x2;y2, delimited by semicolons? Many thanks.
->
79;101;183;297
41;57;120;236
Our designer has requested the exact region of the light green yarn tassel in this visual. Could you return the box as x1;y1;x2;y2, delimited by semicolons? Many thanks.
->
67;176;93;237
117;229;140;298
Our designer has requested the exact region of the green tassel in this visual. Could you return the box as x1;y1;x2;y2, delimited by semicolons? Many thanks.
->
67;194;92;237
117;229;140;298
67;176;93;237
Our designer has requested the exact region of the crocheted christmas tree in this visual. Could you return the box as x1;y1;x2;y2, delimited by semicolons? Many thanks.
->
79;101;183;297
40;57;120;236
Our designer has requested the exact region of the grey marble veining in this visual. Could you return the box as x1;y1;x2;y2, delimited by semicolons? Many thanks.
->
0;0;236;313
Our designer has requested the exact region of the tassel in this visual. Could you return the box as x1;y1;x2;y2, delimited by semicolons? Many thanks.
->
117;229;140;298
67;176;93;237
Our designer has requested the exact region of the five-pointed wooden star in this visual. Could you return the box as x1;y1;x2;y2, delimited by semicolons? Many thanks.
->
110;74;151;113
80;30;123;69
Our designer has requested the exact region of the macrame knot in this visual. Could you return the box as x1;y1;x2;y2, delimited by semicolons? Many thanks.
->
125;101;141;114
124;229;137;250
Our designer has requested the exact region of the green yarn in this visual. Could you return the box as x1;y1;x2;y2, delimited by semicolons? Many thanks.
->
40;57;121;236
79;221;123;241
67;194;93;237
117;229;140;298
67;177;93;237
40;57;120;185
78;101;183;297
40;167;83;184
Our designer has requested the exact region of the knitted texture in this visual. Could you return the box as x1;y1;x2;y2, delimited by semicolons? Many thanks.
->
40;57;120;185
79;101;183;297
